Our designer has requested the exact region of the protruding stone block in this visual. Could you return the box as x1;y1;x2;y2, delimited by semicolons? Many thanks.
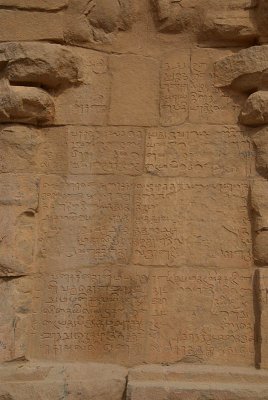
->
0;42;80;89
239;91;268;126
214;45;268;91
0;82;55;125
253;127;268;177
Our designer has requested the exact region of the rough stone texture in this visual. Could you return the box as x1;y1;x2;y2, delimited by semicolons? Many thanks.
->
251;178;268;265
258;268;268;369
127;364;268;399
0;42;80;89
240;91;268;126
0;362;127;400
253;127;268;177
0;1;68;11
1;0;268;397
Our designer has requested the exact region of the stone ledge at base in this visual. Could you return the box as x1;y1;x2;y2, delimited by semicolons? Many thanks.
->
0;361;128;400
127;364;268;400
1;362;268;399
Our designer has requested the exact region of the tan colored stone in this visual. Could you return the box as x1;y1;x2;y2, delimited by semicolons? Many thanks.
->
128;364;268;399
253;127;268;177
0;277;32;362
152;0;203;33
29;267;254;366
0;42;80;89
0;83;55;125
146;124;254;178
0;11;64;42
37;175;133;270
256;0;268;43
133;177;252;267
109;55;159;126
30;266;150;364
65;0;133;45
201;10;257;45
0;89;51;125
258;268;268;369
0;362;127;400
0;0;67;11
239;91;268;126
160;51;190;126
214;45;268;91
190;48;243;124
251;178;268;265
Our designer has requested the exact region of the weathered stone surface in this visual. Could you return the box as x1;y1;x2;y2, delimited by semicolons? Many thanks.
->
160;51;190;126
146;124;254;178
0;11;64;42
214;46;268;91
0;42;80;89
201;10;257;45
133;177;251;268
0;83;54;125
256;0;268;43
37;176;133;269
127;364;268;400
65;0;133;45
251;178;268;265
29;267;254;366
253;127;268;177
109;55;159;126
190;48;243;124
0;362;127;400
0;0;266;395
258;268;268;369
239;91;268;126
0;0;68;11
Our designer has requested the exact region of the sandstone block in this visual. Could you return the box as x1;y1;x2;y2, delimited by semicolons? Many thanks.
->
109;55;159;126
0;362;127;400
190;48;243;124
0;0;67;11
0;11;63;42
146;124;254;178
0;42;80;89
0;83;54;125
201;10;257;45
127;364;268;399
37;176;133;270
256;0;268;43
251;178;268;264
253;127;268;177
160;51;190;126
214;45;268;91
65;0;132;45
239;91;268;126
29;267;254;366
258;268;268;369
133;177;251;268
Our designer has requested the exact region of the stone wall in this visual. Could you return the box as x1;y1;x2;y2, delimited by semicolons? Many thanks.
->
1;0;268;399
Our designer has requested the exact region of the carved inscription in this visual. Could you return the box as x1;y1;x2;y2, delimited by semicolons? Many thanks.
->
30;267;149;365
190;49;243;124
133;178;252;267
68;126;145;175
160;52;190;126
37;176;133;270
148;267;254;365
146;124;254;178
30;267;254;366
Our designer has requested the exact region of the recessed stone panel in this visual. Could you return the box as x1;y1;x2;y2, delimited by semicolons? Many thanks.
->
37;176;134;270
146;124;254;178
133;177;252;267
